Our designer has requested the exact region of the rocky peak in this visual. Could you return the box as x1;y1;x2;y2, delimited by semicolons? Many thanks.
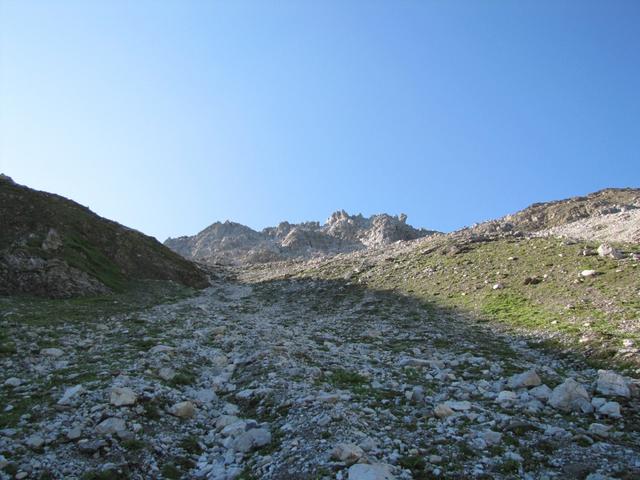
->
165;211;437;265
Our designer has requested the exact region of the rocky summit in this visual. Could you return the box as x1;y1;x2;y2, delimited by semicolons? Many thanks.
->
1;186;640;480
165;210;436;265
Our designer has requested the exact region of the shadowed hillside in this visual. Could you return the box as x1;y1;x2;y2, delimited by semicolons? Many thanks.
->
0;176;209;297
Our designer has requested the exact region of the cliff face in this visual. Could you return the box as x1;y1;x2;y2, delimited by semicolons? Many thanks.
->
165;210;436;265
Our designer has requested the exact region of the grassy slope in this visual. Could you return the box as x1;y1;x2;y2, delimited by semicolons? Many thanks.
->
292;236;640;373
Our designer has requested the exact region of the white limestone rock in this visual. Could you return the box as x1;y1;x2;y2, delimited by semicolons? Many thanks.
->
548;378;592;413
508;370;542;389
110;387;137;407
596;370;630;397
347;463;396;480
331;443;364;465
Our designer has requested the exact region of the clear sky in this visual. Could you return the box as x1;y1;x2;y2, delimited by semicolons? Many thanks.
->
1;1;639;241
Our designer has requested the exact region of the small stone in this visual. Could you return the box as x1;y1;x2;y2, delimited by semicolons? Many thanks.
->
331;443;364;465
580;270;598;278
3;377;22;387
67;426;83;440
57;385;84;405
508;370;541;389
170;401;195;419
409;386;425;403
433;404;454;418
96;417;126;435
158;367;176;381
149;345;174;355
529;384;552;401
216;415;240;429
25;434;45;450
347;463;395;480
598;401;621;418
496;391;517;403
110;387;137;407
492;283;503;290
596;370;630;398
221;419;248;437
523;276;542;285
231;427;271;452
597;244;624;259
77;439;107;454
40;348;64;358
192;388;217;404
589;423;612;437
358;437;377;452
482;430;502;445
445;400;471;411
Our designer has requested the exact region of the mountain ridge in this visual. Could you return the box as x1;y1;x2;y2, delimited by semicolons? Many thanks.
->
165;210;437;265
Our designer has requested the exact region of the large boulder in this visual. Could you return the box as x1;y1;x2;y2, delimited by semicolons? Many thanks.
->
596;370;630;398
549;378;592;413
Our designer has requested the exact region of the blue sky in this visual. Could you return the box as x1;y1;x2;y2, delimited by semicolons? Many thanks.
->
1;1;639;241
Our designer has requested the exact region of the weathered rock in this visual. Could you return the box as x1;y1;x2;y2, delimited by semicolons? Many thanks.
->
482;430;502;446
3;377;22;387
580;270;598;278
221;419;248;437
216;415;240;430
331;443;364;465
598;401;621;418
42;228;63;251
77;439;108;454
549;378;592;413
508;370;541;389
158;367;176;381
347;463;396;480
57;384;84;405
407;386;425;403
67;426;83;440
596;370;630;397
496;391;517;403
149;345;174;355
445;400;471;411
170;401;195;419
231;427;271;452
40;348;64;358
192;388;218;404
433;404;454;418
597;243;624;259
96;417;126;435
589;423;612;437
25;434;44;450
110;387;137;407
530;384;552;401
